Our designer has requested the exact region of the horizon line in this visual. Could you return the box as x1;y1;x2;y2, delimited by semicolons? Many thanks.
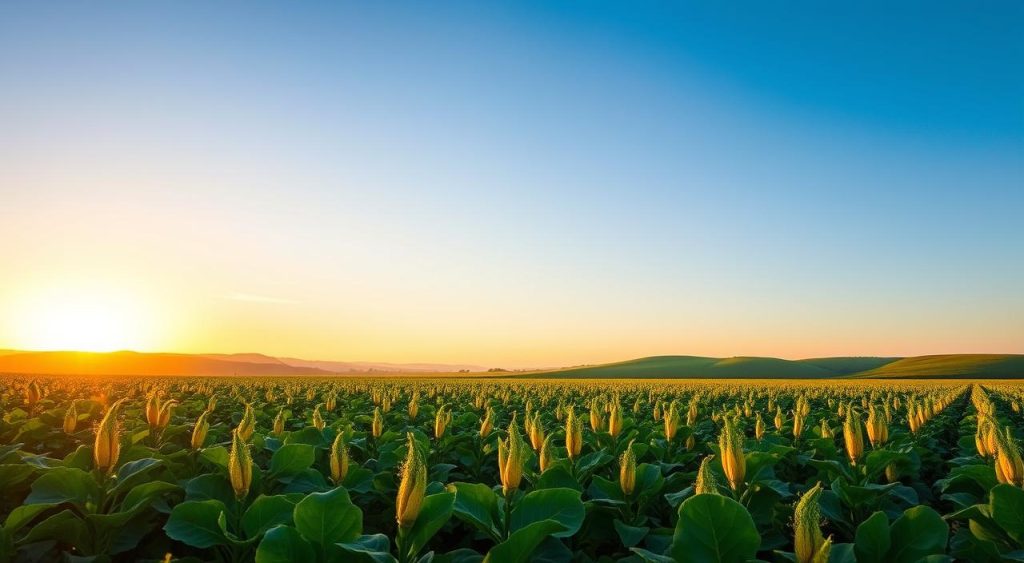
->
2;346;1021;368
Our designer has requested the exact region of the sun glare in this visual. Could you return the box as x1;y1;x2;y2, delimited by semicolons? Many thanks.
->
11;286;156;352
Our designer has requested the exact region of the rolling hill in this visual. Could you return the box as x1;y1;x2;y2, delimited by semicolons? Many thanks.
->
530;354;1024;379
533;355;840;379
797;357;898;375
849;354;1024;379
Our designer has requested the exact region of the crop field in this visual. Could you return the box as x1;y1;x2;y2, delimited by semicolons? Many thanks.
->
0;377;1022;563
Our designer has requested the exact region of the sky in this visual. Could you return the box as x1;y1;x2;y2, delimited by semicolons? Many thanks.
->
1;2;1022;368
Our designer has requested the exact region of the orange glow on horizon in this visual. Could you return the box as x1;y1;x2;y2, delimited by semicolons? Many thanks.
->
4;283;162;353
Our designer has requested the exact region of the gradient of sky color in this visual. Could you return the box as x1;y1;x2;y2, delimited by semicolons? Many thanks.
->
1;2;1022;368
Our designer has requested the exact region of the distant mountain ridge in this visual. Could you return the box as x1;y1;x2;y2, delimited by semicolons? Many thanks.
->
0;350;486;376
275;357;485;374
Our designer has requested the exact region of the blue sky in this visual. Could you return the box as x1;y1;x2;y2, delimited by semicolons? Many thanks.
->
1;2;1022;365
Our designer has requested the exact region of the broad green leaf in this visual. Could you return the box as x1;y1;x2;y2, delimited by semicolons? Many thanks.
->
62;446;94;471
586;475;624;502
447;482;501;541
0;443;24;464
744;451;782;482
17;509;85;548
337;533;399;563
807;459;853;482
530;536;573;562
937;464;996;496
630;547;676;563
185;473;236;506
829;542;857;563
121;481;181;513
429;463;457;483
164;499;229;548
949;525;1003;563
941;492;978;511
343;467;376;494
575;451;613;476
405;492;455;557
24;467;97;506
111;458;163;495
200;446;229;470
533;466;581;491
294;486;362;546
269;444;315;478
818;490;850;528
109;510;159;555
854;512;890;563
990;483;1024;543
282;467;329;494
87;508;146;531
12;420;49;443
243;494;299;539
217;510;261;547
634;463;665;500
3;503;56;534
483;519;566;563
864;450;902;480
285;427;326;447
888;485;919;506
670;494;760;563
968;514;1008;546
888;506;948;563
745;483;783;528
613;519;650;548
256;525;316;563
0;464;34;490
510;487;584;538
831;478;896;510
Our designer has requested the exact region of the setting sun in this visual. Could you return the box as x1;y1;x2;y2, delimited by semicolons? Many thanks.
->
9;285;157;352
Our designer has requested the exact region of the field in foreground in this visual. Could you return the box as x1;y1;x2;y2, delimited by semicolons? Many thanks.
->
1;376;1022;562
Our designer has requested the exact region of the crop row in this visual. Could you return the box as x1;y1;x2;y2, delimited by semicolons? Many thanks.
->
0;377;1022;562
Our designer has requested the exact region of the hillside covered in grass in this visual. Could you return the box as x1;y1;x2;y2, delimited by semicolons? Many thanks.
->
531;354;1023;379
850;354;1024;379
533;355;842;379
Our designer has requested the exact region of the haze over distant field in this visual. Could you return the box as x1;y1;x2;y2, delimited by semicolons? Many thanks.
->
1;3;1022;367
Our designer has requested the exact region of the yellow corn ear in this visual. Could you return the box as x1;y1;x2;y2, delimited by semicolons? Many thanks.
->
191;410;210;450
396;432;427;528
228;429;253;499
94;399;125;474
794;483;827;563
694;455;719;495
330;433;350;484
718;417;746;491
619;442;637;496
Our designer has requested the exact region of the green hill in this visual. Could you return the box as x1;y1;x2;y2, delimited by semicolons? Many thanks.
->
798;357;898;375
533;355;839;379
850;354;1024;379
529;354;1023;379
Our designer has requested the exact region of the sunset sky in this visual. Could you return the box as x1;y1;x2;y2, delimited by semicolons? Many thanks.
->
2;3;1022;368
